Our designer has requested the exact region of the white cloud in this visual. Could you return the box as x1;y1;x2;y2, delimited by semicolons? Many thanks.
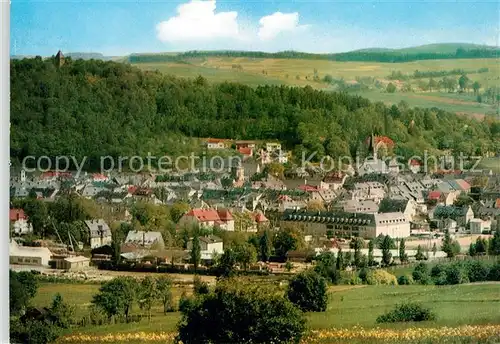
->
258;12;308;41
156;0;240;42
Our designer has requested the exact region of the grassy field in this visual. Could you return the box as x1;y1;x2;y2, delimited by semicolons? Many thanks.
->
478;157;500;173
132;57;500;117
33;281;500;343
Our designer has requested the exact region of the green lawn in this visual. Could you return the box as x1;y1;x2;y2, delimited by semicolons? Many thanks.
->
33;281;500;343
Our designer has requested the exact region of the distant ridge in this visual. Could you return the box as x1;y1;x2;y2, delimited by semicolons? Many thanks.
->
128;43;499;64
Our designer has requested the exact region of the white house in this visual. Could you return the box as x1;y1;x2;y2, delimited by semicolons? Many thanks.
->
187;235;224;260
9;240;52;266
178;208;235;231
470;218;491;234
10;209;33;235
206;139;226;149
125;231;165;249
84;219;112;249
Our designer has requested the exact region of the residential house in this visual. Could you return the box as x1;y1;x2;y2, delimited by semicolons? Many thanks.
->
281;209;410;239
322;172;347;191
265;142;281;152
235;140;257;150
431;205;474;228
206;138;227;150
124;230;165;249
178;208;235;231
9;240;52;266
9;209;33;235
187;235;224;260
469;218;491;234
340;200;379;214
84;219;112;249
352;182;386;203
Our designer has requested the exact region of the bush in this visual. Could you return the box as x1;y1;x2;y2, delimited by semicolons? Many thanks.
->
445;263;469;285
193;275;210;295
287;270;328;312
177;281;306;344
365;270;398;285
345;276;363;285
412;263;431;285
434;271;449;286
487;262;500;281
430;264;446;278
358;267;369;283
397;275;413;285
464;260;490;282
376;302;436;323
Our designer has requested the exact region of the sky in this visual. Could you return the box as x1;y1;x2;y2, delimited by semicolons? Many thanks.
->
10;0;500;56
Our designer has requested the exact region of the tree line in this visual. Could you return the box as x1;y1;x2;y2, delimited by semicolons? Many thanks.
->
128;47;500;63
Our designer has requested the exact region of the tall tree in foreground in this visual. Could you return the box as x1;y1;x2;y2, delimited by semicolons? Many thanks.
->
138;277;157;321
287;270;328;312
368;240;375;266
156;276;173;315
91;277;138;322
177;280;306;344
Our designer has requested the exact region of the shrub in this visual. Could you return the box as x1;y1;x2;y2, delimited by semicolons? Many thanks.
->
365;270;398;285
487;262;500;281
177;281;306;344
412;262;431;285
434;271;449;286
397;275;413;285
445;263;469;285
376;302;436;323
464;260;490;282
193;275;210;295
345;276;363;285
430;264;446;278
287;270;328;312
358;267;369;283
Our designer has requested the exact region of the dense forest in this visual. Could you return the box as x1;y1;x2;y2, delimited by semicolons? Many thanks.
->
129;47;499;64
10;57;500;170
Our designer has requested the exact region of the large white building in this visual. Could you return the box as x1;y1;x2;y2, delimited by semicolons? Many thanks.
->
9;240;52;266
281;209;410;239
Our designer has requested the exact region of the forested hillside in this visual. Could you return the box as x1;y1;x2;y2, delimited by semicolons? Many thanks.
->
10;57;500;169
129;46;499;64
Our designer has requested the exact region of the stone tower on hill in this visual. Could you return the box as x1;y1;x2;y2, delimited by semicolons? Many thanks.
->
55;50;65;67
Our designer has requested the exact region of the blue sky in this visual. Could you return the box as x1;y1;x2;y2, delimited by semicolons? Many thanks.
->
10;0;499;56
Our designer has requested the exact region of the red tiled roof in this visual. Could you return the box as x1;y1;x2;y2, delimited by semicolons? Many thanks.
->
298;184;319;192
455;179;470;191
254;212;269;223
238;147;253;156
206;138;226;144
92;173;108;180
128;186;138;194
40;171;72;179
409;159;422;166
217;209;234;221
495;198;500;209
428;191;442;200
10;209;26;221
366;136;395;147
186;209;221;222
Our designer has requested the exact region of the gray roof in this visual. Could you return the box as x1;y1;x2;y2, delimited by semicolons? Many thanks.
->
84;219;111;238
125;231;164;246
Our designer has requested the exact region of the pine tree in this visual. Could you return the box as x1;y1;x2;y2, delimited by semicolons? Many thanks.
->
191;233;201;271
442;229;455;258
399;238;408;263
336;247;344;270
368;240;375;266
259;230;272;262
380;235;393;266
415;245;426;261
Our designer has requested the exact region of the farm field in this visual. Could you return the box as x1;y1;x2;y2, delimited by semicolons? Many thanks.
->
33;282;500;343
132;57;500;117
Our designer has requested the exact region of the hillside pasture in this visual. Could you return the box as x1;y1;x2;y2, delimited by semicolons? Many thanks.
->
34;281;500;343
133;57;500;117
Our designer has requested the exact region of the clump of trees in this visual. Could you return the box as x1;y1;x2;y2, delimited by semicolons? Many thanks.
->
10;270;74;344
287;270;328;312
413;260;500;286
177;280;307;344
